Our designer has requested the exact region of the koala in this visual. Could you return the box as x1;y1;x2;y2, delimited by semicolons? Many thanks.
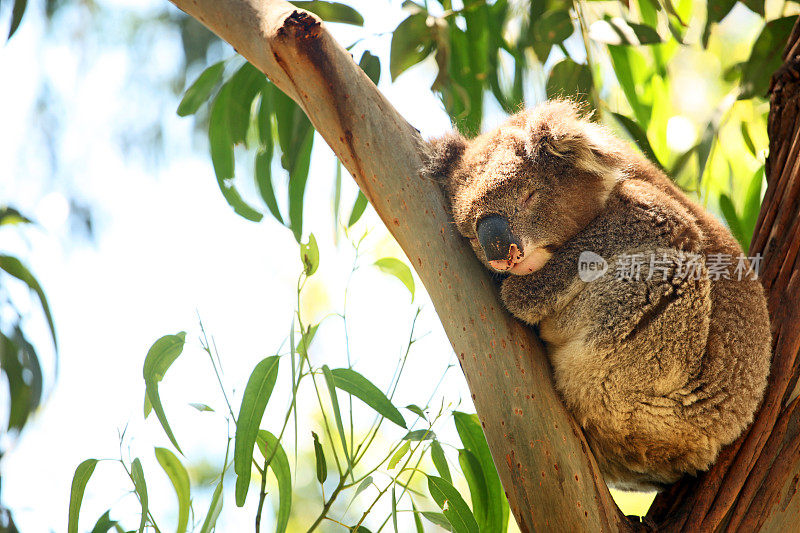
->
424;101;772;491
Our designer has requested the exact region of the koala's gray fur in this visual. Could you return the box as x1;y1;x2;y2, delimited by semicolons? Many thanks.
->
424;101;772;491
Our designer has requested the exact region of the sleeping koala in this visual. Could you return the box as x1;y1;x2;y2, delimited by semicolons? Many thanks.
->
424;101;772;491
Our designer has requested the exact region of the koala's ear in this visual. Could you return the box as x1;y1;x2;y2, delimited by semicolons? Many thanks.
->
422;132;467;199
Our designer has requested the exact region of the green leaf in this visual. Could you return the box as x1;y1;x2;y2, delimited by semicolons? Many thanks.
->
607;45;650;126
330;367;407;428
545;59;593;110
422;511;452;531
412;501;425;533
256;430;292;533
355;476;373;497
458;449;488;528
144;394;152;418
720;194;745;249
0;255;57;350
347;191;368;227
453;412;507;533
742;166;764;248
405;404;426;419
322;365;352;468
611;112;664;170
312;431;327;483
741;122;757;157
374;257;415;300
359;51;381;85
143;332;186;454
234;355;280;506
740;16;798;100
227;62;267;146
0;206;33;226
8;0;27;39
741;0;765;16
703;0;737;47
189;402;214;412
68;459;99;533
257;84;274;147
427;476;479;533
300;233;319;276
288;128;314;242
431;440;451;483
176;61;224;117
131;458;149;533
589;17;661;45
255;149;284;224
403;429;434;441
389;441;410;469
199;482;223;533
155;447;190;533
297;323;319;358
532;10;573;45
89;510;118;533
390;12;434;81
392;487;399;533
292;1;364;25
208;85;264;222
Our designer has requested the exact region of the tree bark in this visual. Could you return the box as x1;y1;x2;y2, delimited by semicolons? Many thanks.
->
167;1;800;531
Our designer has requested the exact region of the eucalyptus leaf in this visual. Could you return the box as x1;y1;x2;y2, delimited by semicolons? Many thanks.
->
347;191;368;227
256;430;292;533
589;17;661;45
389;441;410;469
300;233;319;276
427;475;479;533
373;257;415;300
431;440;451;483
143;332;186;454
390;12;434;81
453;412;508;533
234;355;280;506
0;254;57;350
422;511;453;531
359;51;381;85
155;447;190;533
292;1;364;25
611;112;664;170
89;510;118;533
545;59;593;110
740;16;798;100
403;429;434;441
177;61;224;117
199;482;223;533
321;364;352;468
312;431;327;483
329;367;407;428
68;459;99;533
131;458;148;533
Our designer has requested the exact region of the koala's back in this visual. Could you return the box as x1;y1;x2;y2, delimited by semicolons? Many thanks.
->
535;176;771;490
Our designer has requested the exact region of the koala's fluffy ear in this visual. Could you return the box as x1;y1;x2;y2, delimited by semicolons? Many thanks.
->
422;132;467;201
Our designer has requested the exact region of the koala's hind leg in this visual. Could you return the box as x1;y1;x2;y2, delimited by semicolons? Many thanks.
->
540;248;716;489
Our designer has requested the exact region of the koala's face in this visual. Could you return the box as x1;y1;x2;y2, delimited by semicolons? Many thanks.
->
424;101;622;275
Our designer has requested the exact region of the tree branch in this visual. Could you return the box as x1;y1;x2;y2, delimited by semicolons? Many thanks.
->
167;0;627;530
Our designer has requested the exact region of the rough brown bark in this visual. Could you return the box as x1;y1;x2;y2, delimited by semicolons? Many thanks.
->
167;1;800;531
646;19;800;533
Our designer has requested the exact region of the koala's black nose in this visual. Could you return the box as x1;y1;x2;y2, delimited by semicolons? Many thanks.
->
476;215;522;262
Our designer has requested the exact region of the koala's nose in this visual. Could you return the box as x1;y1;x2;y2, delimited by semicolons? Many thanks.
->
476;215;523;265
